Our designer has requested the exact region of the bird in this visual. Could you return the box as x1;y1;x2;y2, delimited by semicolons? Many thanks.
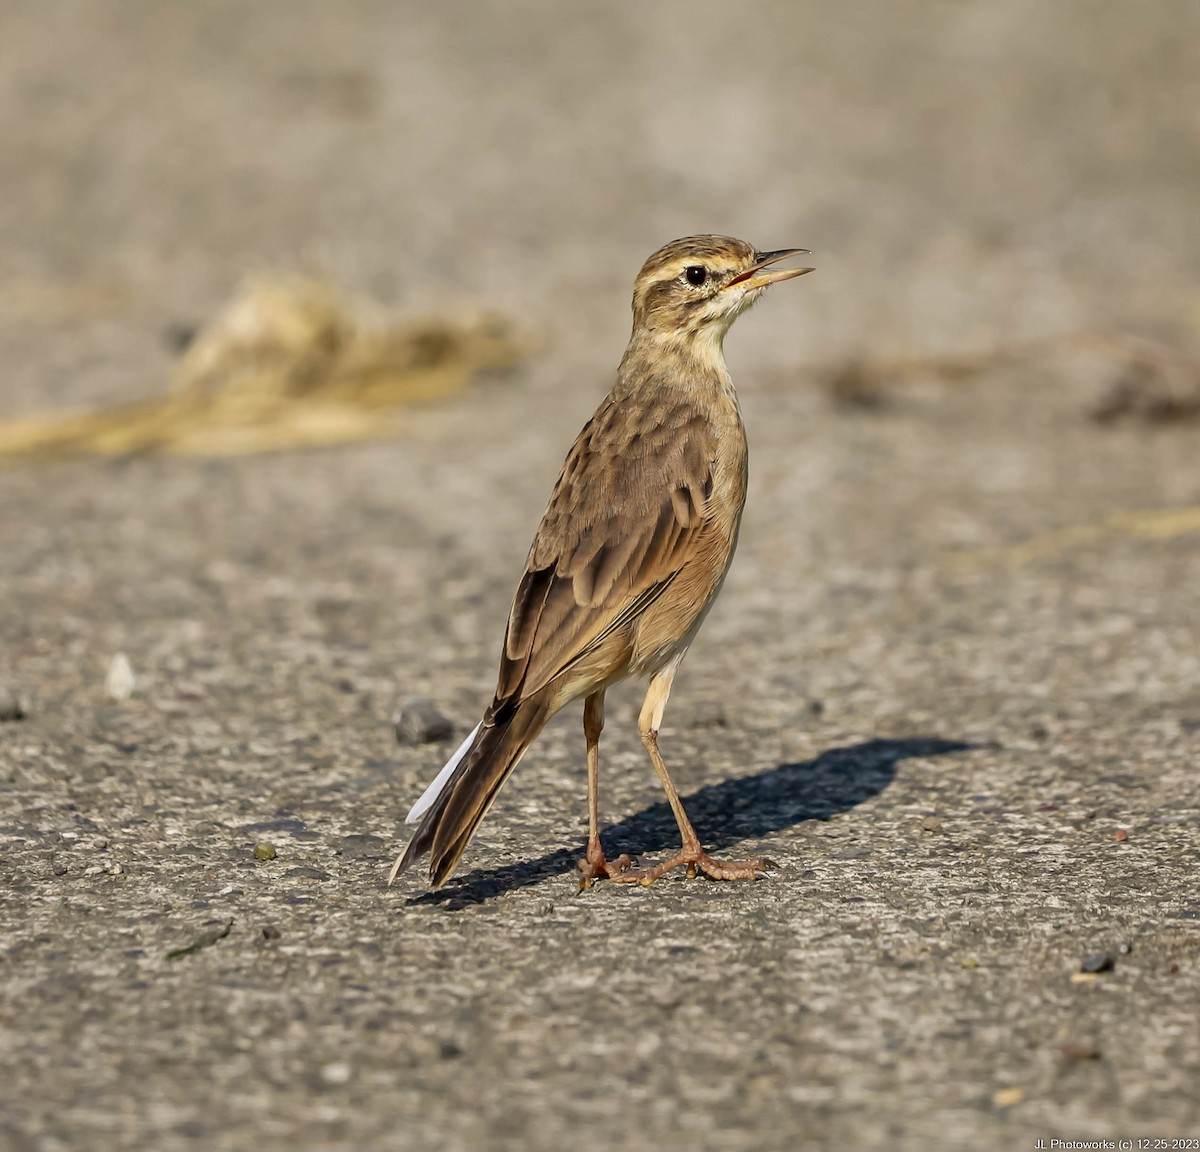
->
389;235;813;890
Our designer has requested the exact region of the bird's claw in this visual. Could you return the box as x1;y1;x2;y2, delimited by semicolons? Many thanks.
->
576;848;633;890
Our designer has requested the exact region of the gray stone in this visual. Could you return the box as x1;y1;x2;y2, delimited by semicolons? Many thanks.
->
0;691;25;721
393;698;454;744
337;833;386;859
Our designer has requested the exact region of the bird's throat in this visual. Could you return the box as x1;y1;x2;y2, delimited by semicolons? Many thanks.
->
627;322;733;387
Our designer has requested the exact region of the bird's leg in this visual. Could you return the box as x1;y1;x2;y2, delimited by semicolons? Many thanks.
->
613;665;773;885
577;689;631;889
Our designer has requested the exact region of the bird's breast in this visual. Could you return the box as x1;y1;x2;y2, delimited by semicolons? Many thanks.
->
628;388;748;677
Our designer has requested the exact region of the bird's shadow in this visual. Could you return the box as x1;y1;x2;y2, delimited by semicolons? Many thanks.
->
405;736;974;910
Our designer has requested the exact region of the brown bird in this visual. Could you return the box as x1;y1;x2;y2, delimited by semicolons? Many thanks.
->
389;235;813;889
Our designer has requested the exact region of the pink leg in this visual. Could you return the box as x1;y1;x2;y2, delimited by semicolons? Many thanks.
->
612;665;774;886
576;689;631;889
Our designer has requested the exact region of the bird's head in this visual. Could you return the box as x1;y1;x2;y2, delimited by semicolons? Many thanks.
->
630;235;812;349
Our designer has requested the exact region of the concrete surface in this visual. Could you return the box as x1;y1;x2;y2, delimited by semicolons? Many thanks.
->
1;3;1198;1150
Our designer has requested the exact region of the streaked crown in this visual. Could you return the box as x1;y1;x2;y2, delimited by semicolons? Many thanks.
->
630;235;809;337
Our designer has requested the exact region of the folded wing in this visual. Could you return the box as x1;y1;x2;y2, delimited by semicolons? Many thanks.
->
497;393;718;706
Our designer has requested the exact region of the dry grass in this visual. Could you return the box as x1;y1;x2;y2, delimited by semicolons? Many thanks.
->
822;331;1200;423
0;277;530;460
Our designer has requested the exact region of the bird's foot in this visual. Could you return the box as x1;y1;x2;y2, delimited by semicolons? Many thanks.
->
611;841;774;886
577;842;633;890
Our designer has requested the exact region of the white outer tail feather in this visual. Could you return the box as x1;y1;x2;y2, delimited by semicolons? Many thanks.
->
405;721;482;824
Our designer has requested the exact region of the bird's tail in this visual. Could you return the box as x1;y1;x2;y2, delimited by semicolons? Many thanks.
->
388;696;550;888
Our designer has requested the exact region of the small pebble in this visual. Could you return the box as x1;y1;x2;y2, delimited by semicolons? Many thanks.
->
1117;941;1134;956
0;691;26;721
320;1062;352;1085
52;860;68;876
285;866;330;882
1080;953;1115;974
921;816;943;833
93;837;109;851
337;833;385;859
105;653;136;701
1114;828;1128;842
253;842;277;861
261;925;282;941
393;698;454;744
992;1087;1025;1109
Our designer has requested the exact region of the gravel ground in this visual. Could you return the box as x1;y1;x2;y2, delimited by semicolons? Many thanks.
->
2;4;1199;1150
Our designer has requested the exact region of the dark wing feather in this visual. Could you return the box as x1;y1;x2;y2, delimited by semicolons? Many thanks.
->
496;390;716;704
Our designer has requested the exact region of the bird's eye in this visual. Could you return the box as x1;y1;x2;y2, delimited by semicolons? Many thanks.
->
684;265;708;287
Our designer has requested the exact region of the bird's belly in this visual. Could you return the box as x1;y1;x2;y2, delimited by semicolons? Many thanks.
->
629;422;748;677
628;520;739;677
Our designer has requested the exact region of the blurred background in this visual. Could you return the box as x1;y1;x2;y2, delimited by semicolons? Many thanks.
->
3;0;1198;419
2;3;1198;1149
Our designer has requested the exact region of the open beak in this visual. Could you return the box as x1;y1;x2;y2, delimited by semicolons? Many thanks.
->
726;248;814;290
